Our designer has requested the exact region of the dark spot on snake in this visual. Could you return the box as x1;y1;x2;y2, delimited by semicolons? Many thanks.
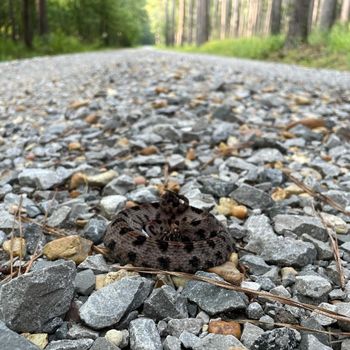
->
215;251;223;260
189;256;200;268
191;220;201;226
113;217;125;224
156;219;162;225
181;217;188;222
106;240;116;250
152;202;160;209
157;240;169;252
131;206;141;211
144;214;150;221
158;256;171;269
207;240;216;248
127;251;137;262
175;220;179;225
184;242;194;253
206;260;214;268
210;231;217;238
180;236;191;243
122;211;129;218
191;207;203;214
132;235;147;246
119;227;134;235
195;229;206;239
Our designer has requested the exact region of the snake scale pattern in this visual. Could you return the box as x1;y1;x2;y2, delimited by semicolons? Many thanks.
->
103;191;236;273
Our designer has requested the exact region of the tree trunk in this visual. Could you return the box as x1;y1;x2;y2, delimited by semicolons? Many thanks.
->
212;0;220;40
319;0;337;30
170;0;176;46
285;0;311;48
176;0;186;45
270;0;282;34
165;0;170;45
23;0;34;48
340;0;350;23
8;0;17;41
188;0;195;44
220;0;230;39
307;0;315;33
229;0;240;37
196;0;209;46
38;0;48;36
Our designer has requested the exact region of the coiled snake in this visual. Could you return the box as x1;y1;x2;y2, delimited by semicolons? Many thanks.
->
103;191;235;273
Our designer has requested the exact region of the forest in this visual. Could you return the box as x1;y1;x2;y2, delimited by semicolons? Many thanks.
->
0;0;350;70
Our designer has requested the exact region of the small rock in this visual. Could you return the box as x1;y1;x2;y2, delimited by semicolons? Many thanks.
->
18;168;63;190
300;334;332;350
83;218;108;244
208;320;241;338
247;302;264;319
79;277;153;329
143;285;188;321
294;275;332;302
75;269;95;295
231;184;273;209
336;302;350;331
248;148;284;164
167;318;203;337
129;318;162;350
252;327;300;350
193;333;246;350
46;206;71;227
240;323;264;349
163;335;182;350
0;210;18;233
90;337;120;350
43;235;93;264
100;195;127;219
3;237;26;257
67;323;99;340
105;329;125;348
0;321;40;350
179;331;200;348
240;255;271;275
86;170;118;187
128;187;159;203
22;333;48;349
310;303;337;326
45;339;94;350
77;254;110;274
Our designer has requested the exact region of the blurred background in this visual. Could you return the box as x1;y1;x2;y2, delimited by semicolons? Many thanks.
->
0;0;349;70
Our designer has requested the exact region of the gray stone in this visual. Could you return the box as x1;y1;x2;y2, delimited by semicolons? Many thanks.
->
0;230;6;245
143;285;188;321
0;210;18;233
167;318;203;337
252;327;299;350
241;322;264;349
129;318;162;350
193;334;246;350
128;155;166;167
212;105;239;122
0;321;40;350
83;218;108;244
247;302;264;319
199;176;237;198
152;124;181;141
240;255;271;275
18;168;63;190
182;272;248;316
0;260;75;332
270;285;291;298
128;187;159;203
75;269;96;295
67;323;99;340
337;302;350;331
342;339;350;350
79;277;153;329
45;339;94;350
294;275;332;301
231;184;273;209
301;234;333;260
259;236;317;267
274;215;327;241
247;148;284;164
100;195;127;219
310;303;337;326
90;337;121;350
46;206;71;227
168;154;185;170
300;334;332;350
24;222;46;254
179;331;200;348
78;254;110;274
226;156;258;172
103;175;135;196
163;335;182;350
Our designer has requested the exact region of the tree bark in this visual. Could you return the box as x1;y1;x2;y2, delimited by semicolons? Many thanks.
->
38;0;48;36
270;0;282;35
188;0;195;44
220;0;230;39
165;0;170;45
212;0;220;40
229;0;240;37
307;0;315;33
23;0;34;48
340;0;350;23
196;0;209;46
176;0;186;45
8;0;17;41
319;0;337;30
285;0;312;48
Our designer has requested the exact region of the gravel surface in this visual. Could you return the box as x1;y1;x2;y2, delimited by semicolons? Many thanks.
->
0;48;350;350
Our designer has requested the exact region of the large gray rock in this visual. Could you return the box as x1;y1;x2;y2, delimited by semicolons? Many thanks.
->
0;260;75;332
129;318;162;350
300;334;332;350
0;210;18;233
294;275;332;301
75;269;96;295
193;334;246;350
45;339;94;350
18;168;64;190
259;237;317;267
274;215;327;241
252;327;300;350
90;337;121;350
0;321;40;350
79;277;153;329
241;322;264;349
167;318;203;337
143;285;188;321
231;184;273;209
182;272;248;316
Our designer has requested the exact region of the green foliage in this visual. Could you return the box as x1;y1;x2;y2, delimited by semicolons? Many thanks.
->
177;36;284;60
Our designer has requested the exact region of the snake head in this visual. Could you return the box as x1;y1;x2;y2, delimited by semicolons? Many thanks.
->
160;190;189;214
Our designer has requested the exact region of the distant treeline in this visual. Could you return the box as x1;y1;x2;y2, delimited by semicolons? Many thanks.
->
147;0;350;47
0;0;153;49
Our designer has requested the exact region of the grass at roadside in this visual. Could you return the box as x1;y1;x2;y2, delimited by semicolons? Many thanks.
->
165;24;350;71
